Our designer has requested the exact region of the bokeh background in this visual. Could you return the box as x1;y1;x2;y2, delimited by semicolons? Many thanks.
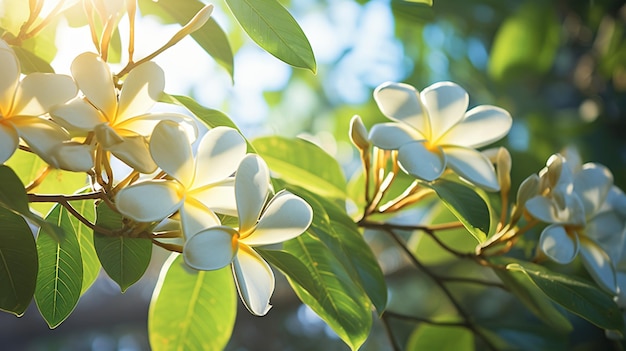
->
1;0;625;349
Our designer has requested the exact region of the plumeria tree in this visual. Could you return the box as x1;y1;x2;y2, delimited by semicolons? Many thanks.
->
1;0;625;350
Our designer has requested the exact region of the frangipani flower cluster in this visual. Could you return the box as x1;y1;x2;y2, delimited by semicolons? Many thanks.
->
525;150;626;294
116;121;313;316
368;81;512;191
0;39;92;171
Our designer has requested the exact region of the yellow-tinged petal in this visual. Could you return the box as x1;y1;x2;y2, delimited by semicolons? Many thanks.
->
179;198;221;239
115;112;198;140
374;82;430;138
445;146;500;192
11;73;77;116
11;116;70;161
235;154;270;235
437;105;512;148
150;120;195;186
116;180;184;222
420;82;468;141
51;97;106;132
107;133;157;174
183;226;238;270
71;52;117;119
116;61;164;123
232;245;275;316
369;122;422;150
0;48;19;114
193;126;246;187
397;141;445;182
0;123;18;163
242;191;312;245
349;115;370;150
48;142;94;172
190;178;238;216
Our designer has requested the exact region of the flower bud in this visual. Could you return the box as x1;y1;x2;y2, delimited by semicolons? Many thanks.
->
48;142;95;172
496;147;511;195
349;115;370;151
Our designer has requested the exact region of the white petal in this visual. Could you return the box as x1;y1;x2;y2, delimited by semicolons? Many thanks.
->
107;133;157;174
437;105;512;148
190;178;238;216
242;191;312;246
183;226;238;270
232;245;274;316
71;52;117;119
420;82;468;140
116;61;164;123
349;115;370;149
150;120;194;185
116;180;184;222
48;142;94;172
50;97;106;131
115;112;198;140
579;240;617;294
585;211;625;260
373;82;430;138
193;127;246;187
0;123;18;163
179;198;221;239
525;190;585;225
11;73;77;116
0;48;19;115
445;146;500;192
539;224;579;264
397;141;445;181
11;116;69;160
368;122;423;150
236;154;270;235
574;163;613;217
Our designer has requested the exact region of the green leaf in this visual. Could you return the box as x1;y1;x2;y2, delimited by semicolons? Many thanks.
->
427;179;490;243
6;149;88;215
284;233;372;351
0;165;30;214
69;199;100;295
11;46;54;73
406;324;474;351
403;0;433;5
225;0;316;72
0;206;38;316
253;136;348;200
149;254;236;351
93;203;152;292
490;257;573;333
488;1;560;81
287;185;387;314
165;94;240;131
507;260;624;331
35;204;83;328
137;0;234;78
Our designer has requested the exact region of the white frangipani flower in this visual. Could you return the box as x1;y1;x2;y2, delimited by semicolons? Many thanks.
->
50;52;195;173
183;154;313;316
0;40;90;170
115;120;246;237
368;81;512;191
526;153;623;293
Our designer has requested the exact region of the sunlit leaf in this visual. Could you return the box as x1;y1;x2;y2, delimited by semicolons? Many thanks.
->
0;206;37;316
0;165;30;214
6;149;88;216
427;179;490;243
149;254;236;351
93;203;152;292
225;0;316;72
12;46;54;73
35;204;83;328
403;0;433;5
67;198;100;295
285;184;387;314
253;136;348;200
137;0;234;78
284;233;372;351
488;2;560;81
490;257;573;333
406;324;474;351
507;260;624;331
